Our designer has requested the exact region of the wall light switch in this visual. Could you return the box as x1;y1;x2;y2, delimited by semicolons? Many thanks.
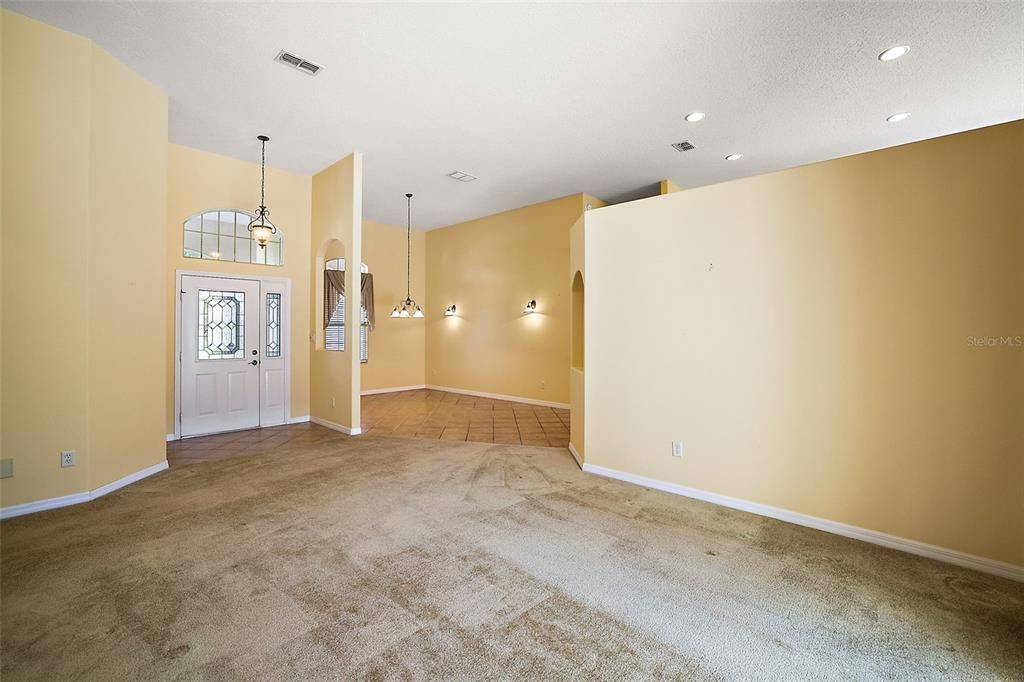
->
330;397;336;408
671;442;683;458
0;458;13;479
61;450;76;468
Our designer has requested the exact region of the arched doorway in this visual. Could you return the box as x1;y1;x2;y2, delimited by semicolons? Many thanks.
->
570;270;585;465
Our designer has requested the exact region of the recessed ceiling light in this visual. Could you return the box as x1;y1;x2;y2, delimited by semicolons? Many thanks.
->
684;112;705;122
725;153;743;161
886;112;911;123
878;45;910;62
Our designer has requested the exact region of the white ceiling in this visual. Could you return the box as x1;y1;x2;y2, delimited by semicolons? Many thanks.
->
8;1;1023;229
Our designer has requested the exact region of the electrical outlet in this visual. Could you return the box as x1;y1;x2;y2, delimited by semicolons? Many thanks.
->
330;397;336;408
540;380;546;390
0;458;13;479
671;442;683;458
61;450;77;468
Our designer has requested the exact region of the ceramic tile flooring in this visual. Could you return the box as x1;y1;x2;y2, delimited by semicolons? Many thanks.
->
166;389;571;466
166;421;341;466
361;389;570;447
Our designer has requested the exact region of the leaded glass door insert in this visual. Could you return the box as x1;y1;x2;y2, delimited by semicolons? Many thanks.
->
198;290;246;360
266;293;282;358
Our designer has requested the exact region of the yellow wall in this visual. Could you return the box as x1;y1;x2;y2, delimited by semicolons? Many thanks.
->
659;179;683;194
361;220;426;391
88;45;168;486
1;10;167;506
582;121;1024;566
310;154;363;430
165;143;312;432
424;194;596;404
1;8;5;469
1;11;92;505
569;214;586;460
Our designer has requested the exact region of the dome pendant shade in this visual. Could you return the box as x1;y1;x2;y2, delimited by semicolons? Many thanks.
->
248;135;278;249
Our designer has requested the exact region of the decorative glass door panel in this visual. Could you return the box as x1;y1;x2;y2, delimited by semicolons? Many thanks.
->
198;290;246;360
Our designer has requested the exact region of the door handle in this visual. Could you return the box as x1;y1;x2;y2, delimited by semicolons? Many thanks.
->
250;359;259;366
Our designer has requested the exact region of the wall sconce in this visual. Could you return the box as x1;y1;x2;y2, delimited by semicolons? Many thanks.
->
523;299;537;314
445;305;457;317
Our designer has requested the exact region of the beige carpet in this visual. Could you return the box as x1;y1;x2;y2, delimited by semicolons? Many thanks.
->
2;429;1022;680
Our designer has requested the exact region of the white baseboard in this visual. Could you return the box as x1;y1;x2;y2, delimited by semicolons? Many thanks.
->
91;461;169;500
310;416;362;436
425;384;570;410
361;384;427;396
1;460;169;520
0;491;90;520
287;415;310;424
582;463;1024;583
166;433;177;442
568;443;583;469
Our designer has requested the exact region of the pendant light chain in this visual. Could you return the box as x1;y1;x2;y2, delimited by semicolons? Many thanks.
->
392;193;423;318
260;137;266;212
406;193;412;300
248;135;275;247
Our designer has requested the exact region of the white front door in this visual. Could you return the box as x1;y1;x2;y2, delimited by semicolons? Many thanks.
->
180;275;262;437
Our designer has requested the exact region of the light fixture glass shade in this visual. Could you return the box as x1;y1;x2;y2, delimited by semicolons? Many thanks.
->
399;308;411;318
878;45;910;62
524;299;537;313
391;307;401;318
250;223;273;247
445;305;456;317
413;307;424;318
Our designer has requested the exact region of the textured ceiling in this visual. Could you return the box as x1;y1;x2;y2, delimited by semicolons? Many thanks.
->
8;1;1023;229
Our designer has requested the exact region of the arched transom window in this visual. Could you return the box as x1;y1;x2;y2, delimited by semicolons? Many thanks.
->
183;209;283;266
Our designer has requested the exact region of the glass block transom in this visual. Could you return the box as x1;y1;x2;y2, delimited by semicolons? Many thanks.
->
198;290;245;360
266;293;282;358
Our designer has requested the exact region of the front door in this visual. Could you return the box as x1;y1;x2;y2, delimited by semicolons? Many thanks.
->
180;275;262;437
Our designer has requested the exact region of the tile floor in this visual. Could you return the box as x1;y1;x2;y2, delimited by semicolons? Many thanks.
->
166;389;571;466
166;421;341;466
361;389;570;447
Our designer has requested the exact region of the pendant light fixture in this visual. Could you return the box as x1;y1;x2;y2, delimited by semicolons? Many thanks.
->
391;193;424;319
248;135;277;248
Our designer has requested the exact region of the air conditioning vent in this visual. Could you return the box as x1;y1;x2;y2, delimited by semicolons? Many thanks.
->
671;140;696;152
446;170;478;183
276;50;322;76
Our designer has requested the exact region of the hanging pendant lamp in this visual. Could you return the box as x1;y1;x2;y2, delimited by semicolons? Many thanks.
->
391;193;424;319
248;135;277;248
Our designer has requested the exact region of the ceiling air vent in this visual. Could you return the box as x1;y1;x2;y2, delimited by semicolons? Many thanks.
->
276;50;322;76
446;170;478;183
671;140;697;152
